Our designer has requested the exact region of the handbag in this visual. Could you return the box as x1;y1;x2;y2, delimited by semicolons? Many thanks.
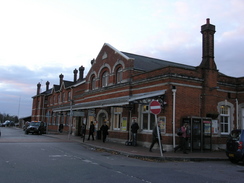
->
177;128;183;136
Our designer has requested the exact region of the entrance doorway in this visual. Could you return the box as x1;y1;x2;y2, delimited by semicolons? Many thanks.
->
98;113;106;128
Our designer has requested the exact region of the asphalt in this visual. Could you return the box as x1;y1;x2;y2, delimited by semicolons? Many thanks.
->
46;132;228;162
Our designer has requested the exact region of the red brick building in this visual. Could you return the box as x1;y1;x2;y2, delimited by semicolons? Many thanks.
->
32;19;244;151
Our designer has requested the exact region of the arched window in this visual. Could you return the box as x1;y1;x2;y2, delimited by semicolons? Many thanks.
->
62;93;65;102
116;67;123;83
91;76;96;90
102;71;109;87
68;91;71;101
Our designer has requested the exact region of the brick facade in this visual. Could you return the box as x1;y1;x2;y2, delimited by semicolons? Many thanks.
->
31;19;244;151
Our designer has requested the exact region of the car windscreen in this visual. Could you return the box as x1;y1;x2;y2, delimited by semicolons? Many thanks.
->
229;130;241;141
30;122;40;126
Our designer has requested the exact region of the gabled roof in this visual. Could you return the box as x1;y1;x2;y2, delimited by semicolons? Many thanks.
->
53;85;60;92
63;80;74;88
103;43;130;60
122;52;196;72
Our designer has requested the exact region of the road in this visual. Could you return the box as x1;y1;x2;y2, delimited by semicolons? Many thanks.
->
0;127;244;183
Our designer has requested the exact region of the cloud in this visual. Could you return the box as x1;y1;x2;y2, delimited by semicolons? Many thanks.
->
0;0;243;118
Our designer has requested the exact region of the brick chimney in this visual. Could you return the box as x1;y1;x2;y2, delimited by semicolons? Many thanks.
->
199;18;217;70
37;82;41;95
59;74;64;86
73;69;78;82
46;81;50;91
79;66;84;80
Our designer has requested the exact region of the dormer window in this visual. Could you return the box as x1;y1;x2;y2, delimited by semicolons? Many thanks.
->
102;71;109;87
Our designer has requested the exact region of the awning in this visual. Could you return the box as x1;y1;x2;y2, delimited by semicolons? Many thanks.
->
53;90;166;112
72;96;130;110
129;90;166;102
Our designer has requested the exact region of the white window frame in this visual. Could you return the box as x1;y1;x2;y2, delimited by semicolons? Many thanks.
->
220;105;230;135
91;77;96;90
141;104;155;132
102;71;109;87
113;107;122;130
116;67;123;83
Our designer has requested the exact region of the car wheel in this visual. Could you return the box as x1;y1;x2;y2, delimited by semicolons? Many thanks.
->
229;158;239;164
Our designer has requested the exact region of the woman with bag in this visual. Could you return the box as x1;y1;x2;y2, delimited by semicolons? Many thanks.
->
174;123;189;154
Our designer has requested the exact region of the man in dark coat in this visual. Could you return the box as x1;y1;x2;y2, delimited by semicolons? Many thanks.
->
149;123;165;153
81;123;86;142
100;122;109;143
87;121;95;140
131;120;139;146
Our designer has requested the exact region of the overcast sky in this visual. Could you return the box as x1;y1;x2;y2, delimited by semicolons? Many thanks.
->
0;0;243;119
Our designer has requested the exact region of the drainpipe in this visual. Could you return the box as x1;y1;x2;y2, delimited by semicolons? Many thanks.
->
68;88;73;140
172;86;177;148
236;98;239;129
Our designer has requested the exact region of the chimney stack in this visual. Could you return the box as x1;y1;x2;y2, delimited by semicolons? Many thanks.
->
59;74;64;86
199;18;217;70
37;82;41;95
46;81;50;91
73;69;78;82
79;66;84;80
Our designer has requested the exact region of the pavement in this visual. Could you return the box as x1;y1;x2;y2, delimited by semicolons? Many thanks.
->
46;132;228;162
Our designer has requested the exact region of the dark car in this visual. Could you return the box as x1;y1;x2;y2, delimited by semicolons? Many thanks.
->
23;122;30;131
226;129;244;164
25;121;46;135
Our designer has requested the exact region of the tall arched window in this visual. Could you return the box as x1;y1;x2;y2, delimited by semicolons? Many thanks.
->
102;71;109;87
91;76;96;90
116;67;123;83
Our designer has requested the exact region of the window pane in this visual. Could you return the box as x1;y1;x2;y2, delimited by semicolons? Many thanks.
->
92;77;96;90
150;113;155;130
116;68;122;83
102;71;108;87
143;113;148;129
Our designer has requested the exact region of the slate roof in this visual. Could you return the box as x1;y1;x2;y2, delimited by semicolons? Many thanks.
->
122;52;196;72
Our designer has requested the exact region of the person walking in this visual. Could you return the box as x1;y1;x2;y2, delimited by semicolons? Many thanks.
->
131;120;139;146
87;121;95;140
149;122;165;153
174;123;189;154
100;122;109;143
59;123;64;133
81;123;86;142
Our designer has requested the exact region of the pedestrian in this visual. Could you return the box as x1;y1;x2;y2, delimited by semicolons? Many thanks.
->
131;120;139;146
81;123;86;142
100;122;109;143
87;121;95;140
149;122;165;153
174;123;189;154
59;123;64;133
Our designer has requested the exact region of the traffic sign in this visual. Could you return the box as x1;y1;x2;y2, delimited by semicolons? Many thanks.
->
149;100;161;115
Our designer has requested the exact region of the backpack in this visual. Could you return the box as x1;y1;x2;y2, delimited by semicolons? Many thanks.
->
177;128;183;136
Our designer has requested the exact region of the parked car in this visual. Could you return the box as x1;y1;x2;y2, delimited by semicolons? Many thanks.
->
25;121;46;135
226;129;244;164
2;120;11;127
